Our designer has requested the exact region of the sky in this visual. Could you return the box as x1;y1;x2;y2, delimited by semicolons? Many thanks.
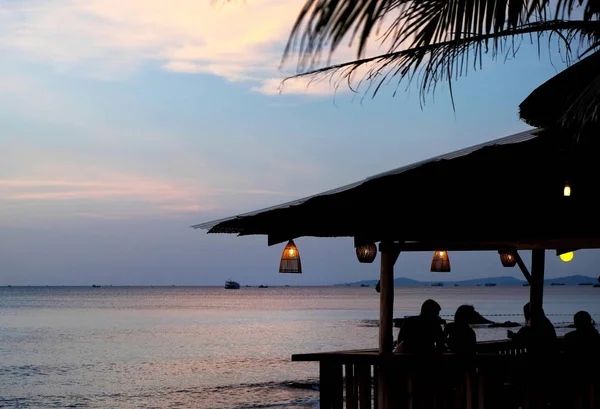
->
0;0;597;286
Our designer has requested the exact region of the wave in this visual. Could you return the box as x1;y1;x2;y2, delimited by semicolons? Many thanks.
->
0;378;321;409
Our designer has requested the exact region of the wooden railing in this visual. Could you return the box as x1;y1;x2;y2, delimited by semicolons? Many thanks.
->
292;338;598;409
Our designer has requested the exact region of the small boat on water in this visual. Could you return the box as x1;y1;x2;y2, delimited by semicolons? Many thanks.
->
258;285;269;288
484;283;496;287
551;282;565;286
431;282;444;287
225;280;240;289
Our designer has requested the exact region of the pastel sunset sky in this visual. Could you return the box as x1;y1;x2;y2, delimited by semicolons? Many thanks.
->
0;0;596;286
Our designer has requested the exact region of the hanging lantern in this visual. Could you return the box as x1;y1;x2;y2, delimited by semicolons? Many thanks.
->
430;251;450;273
279;240;302;273
356;242;377;263
564;181;571;197
499;252;517;268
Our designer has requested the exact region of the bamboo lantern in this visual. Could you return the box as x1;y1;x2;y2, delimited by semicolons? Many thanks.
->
279;240;302;273
356;242;377;263
430;251;450;272
499;252;517;267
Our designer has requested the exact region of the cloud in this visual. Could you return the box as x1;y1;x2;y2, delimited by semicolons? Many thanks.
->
0;0;399;96
0;176;216;220
0;0;305;90
254;76;338;96
158;204;214;212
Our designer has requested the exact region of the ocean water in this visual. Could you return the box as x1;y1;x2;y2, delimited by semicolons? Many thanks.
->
1;286;599;408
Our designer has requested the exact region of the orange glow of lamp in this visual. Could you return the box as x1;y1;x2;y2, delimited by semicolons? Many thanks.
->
279;240;302;273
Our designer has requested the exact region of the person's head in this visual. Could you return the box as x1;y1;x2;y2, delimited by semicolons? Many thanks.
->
454;305;475;324
421;299;441;319
574;311;594;330
523;302;545;322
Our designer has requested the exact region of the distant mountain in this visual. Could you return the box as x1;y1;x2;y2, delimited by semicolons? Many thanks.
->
454;276;525;286
337;275;598;287
545;275;599;285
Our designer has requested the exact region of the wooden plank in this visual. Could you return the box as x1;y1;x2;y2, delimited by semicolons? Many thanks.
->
345;364;357;409
356;364;372;409
320;363;332;409
332;364;344;409
373;366;378;409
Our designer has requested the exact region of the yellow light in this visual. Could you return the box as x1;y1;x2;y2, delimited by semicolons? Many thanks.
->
564;184;571;197
431;250;450;273
559;251;574;262
288;249;295;256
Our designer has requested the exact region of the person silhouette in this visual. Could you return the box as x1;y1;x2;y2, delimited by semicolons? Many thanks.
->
564;311;600;355
507;302;556;354
395;299;445;353
444;305;477;354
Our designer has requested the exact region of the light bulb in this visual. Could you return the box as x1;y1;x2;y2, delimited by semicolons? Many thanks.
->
564;184;571;197
559;252;574;262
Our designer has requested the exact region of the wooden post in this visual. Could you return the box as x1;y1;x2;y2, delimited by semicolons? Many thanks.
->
378;241;400;354
529;249;545;328
378;241;400;409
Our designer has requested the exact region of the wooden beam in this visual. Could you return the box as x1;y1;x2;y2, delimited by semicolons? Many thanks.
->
378;241;400;354
377;241;400;409
529;249;546;329
391;239;600;252
512;251;532;284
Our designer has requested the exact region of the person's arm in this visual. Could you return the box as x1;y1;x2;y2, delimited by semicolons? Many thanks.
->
397;320;408;344
435;325;446;352
469;328;477;351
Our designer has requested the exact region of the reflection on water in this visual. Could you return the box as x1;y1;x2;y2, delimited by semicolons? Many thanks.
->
0;286;597;408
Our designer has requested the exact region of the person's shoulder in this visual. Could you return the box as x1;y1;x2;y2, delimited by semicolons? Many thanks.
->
444;322;455;333
401;316;419;328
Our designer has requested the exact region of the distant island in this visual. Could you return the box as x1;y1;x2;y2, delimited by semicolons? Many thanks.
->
336;274;598;287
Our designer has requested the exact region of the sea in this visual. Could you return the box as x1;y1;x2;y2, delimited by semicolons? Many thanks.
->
1;285;599;409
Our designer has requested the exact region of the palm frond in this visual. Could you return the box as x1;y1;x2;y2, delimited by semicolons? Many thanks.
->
282;1;600;99
282;0;587;71
519;48;600;140
283;20;600;106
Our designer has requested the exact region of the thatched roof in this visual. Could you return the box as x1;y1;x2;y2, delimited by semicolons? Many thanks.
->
193;128;600;251
519;50;600;139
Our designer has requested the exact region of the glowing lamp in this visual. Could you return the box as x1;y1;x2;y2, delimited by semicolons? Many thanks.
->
499;252;517;268
564;182;571;197
279;240;302;273
431;251;450;273
559;251;574;262
356;242;377;263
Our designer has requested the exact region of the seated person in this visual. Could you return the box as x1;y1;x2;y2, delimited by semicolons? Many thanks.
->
507;302;556;354
444;305;477;354
564;310;600;355
395;299;445;353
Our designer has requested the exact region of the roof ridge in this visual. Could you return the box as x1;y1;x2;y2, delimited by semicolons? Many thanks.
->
192;128;539;230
